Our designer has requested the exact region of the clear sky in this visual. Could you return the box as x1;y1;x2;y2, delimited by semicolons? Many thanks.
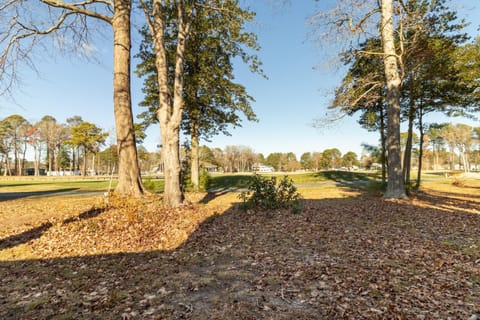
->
0;1;479;159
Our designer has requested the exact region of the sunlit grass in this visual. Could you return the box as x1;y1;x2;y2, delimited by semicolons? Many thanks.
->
0;178;116;193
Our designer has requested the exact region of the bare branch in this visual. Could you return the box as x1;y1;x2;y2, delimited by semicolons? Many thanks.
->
139;0;155;37
40;0;112;24
0;0;17;11
0;0;113;95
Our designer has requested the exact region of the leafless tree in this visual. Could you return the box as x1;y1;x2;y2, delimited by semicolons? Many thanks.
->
0;0;144;195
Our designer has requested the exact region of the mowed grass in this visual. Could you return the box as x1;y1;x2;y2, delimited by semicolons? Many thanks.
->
209;170;380;190
0;170;458;196
0;171;379;195
0;178;115;193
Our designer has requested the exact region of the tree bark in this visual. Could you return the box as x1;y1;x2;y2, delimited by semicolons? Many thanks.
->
416;104;424;189
380;0;407;199
112;0;144;196
161;125;183;206
190;122;200;191
149;1;190;206
83;147;87;176
34;145;39;176
379;102;387;184
403;100;415;188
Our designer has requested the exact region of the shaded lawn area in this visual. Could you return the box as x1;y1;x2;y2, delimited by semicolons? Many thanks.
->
0;184;479;319
208;171;379;191
0;179;114;201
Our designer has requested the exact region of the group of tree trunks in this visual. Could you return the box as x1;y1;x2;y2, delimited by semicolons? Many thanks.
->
2;0;477;204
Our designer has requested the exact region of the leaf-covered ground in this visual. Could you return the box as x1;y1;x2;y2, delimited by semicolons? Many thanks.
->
0;182;479;319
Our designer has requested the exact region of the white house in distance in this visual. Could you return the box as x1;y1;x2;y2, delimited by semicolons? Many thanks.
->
253;164;274;173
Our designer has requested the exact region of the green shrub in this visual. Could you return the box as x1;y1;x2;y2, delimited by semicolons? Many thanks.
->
143;176;156;192
239;174;303;213
198;167;211;192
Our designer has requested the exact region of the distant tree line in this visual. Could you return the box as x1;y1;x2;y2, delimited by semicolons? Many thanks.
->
2;111;477;178
0;114;108;176
361;123;480;174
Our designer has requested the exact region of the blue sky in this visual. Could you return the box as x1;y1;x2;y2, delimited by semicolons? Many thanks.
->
0;1;478;159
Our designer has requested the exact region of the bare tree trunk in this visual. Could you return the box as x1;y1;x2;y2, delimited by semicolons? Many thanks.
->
21;141;27;176
92;153;96;174
47;146;53;173
112;0;144;196
403;101;415;188
83;147;87;176
416;104;424;190
379;103;387;184
34;145;39;176
380;0;407;199
148;1;190;206
190;123;200;191
161;126;183;205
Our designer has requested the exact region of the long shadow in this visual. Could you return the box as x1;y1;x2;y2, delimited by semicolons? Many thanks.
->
0;188;80;201
313;170;377;183
0;207;105;251
0;182;50;188
0;189;479;319
199;190;233;204
414;190;480;213
208;175;252;191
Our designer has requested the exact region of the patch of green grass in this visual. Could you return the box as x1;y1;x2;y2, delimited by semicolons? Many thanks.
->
310;171;378;183
0;179;116;194
209;174;253;190
142;176;165;192
209;171;379;191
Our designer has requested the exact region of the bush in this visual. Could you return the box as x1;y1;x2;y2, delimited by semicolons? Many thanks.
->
239;174;303;213
143;176;157;192
198;167;211;192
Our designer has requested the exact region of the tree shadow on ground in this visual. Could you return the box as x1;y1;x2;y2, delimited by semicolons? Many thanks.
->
199;190;232;204
0;207;105;251
0;182;51;188
0;189;479;319
0;188;80;201
414;190;480;214
313;171;377;183
208;175;252;191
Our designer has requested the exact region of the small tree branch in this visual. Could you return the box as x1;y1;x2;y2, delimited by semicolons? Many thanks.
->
40;0;112;24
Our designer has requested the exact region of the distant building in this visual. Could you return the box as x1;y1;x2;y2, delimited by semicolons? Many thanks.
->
253;164;274;173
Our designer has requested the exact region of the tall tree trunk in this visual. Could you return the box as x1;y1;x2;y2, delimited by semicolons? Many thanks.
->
150;1;190;206
92;153;96;174
112;0;144;196
48;146;53;173
379;102;387;184
416;104;424;190
190;122;200;191
449;144;455;170
34;145;39;176
161;125;183;205
13;143;18;175
403;101;415;187
70;148;75;172
83;147;87;176
380;0;407;199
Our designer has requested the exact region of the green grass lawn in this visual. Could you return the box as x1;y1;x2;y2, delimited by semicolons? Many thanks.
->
0;179;116;193
0;170;451;195
208;170;380;190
